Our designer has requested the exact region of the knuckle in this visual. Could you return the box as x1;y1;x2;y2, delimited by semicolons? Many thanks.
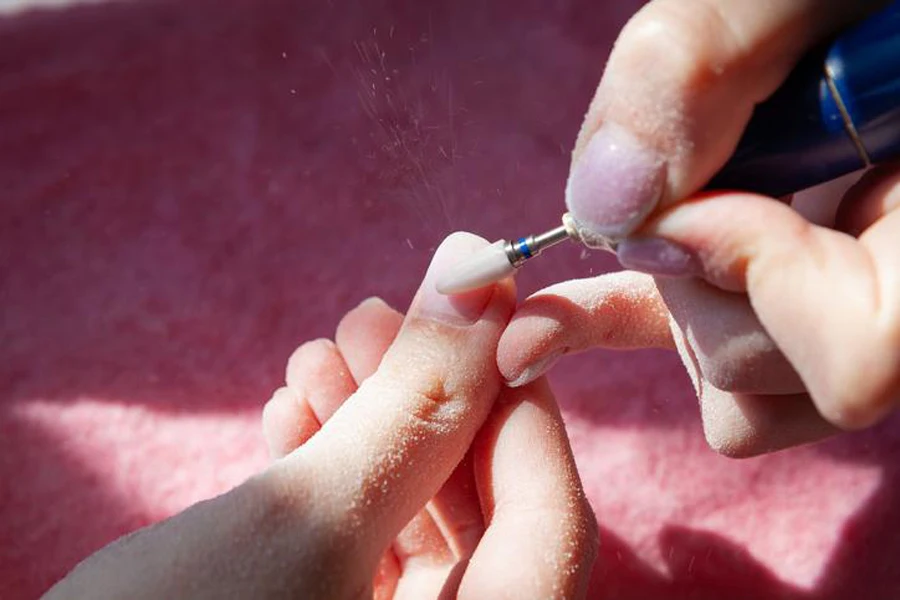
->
822;366;900;431
617;0;743;91
287;338;339;376
364;370;473;435
810;324;900;430
404;385;469;433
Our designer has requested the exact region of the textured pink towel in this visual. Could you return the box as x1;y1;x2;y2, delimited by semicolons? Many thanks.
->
2;1;898;598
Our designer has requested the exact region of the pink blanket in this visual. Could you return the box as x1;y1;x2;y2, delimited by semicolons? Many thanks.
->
2;1;898;597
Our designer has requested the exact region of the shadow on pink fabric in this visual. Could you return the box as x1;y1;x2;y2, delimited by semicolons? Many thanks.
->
1;0;899;598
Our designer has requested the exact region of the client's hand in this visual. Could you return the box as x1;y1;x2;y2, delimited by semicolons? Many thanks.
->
47;233;597;600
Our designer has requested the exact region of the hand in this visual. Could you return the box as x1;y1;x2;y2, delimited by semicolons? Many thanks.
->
48;233;597;599
499;0;899;457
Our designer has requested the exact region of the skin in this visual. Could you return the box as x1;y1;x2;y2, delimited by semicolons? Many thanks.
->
46;234;598;599
21;0;899;595
501;0;900;457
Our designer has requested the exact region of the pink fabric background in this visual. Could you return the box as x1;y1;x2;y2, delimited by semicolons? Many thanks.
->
1;1;899;597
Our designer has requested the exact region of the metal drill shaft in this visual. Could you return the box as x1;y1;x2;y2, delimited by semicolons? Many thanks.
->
503;223;572;268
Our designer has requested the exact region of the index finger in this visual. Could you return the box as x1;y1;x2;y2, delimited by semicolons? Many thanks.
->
459;379;598;599
279;232;516;566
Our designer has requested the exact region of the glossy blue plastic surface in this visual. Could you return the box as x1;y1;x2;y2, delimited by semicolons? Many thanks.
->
707;1;900;196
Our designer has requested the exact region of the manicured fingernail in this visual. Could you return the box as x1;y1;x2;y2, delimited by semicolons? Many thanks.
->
416;233;495;326
566;122;665;238
506;348;565;388
616;237;700;278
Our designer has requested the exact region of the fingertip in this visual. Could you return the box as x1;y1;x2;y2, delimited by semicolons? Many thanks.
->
335;297;404;385
697;385;837;458
353;296;394;316
835;161;900;237
286;338;356;423
337;297;402;335
498;272;672;385
285;338;338;385
261;387;320;459
497;310;564;386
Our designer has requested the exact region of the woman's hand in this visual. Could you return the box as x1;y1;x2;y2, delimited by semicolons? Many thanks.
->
500;0;899;458
500;167;900;457
565;0;883;240
48;233;597;599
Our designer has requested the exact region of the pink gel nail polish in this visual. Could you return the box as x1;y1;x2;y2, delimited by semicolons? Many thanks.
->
566;122;666;239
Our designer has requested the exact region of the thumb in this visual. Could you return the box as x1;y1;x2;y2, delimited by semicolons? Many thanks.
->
566;0;880;242
277;232;515;567
620;190;900;430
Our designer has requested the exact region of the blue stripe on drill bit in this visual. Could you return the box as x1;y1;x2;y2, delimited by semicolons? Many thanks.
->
515;238;532;259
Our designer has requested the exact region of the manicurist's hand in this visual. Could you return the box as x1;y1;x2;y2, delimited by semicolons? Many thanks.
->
500;0;899;457
48;233;597;600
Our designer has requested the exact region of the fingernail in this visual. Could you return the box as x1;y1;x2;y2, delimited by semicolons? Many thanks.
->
506;348;565;388
616;237;700;278
566;122;665;238
415;233;496;326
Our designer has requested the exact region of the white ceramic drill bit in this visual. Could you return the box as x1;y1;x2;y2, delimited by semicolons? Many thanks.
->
436;213;599;295
435;240;517;295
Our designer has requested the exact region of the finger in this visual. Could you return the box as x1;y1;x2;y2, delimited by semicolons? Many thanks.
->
390;456;484;600
565;0;881;242
261;387;320;458
624;192;900;430
459;380;598;599
836;161;900;236
323;302;409;599
422;453;483;560
656;277;805;394
285;338;356;423
336;296;404;384
336;294;484;594
281;232;516;566
264;338;358;458
497;271;674;387
668;321;836;457
699;387;838;457
790;169;862;228
373;553;401;600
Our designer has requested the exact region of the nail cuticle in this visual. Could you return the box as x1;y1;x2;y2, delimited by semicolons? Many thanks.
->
417;234;496;326
506;347;566;388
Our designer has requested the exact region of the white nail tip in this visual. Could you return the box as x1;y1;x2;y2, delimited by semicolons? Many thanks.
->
435;240;515;295
506;350;564;388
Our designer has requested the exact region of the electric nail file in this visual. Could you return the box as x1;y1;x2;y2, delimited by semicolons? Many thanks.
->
437;1;900;295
